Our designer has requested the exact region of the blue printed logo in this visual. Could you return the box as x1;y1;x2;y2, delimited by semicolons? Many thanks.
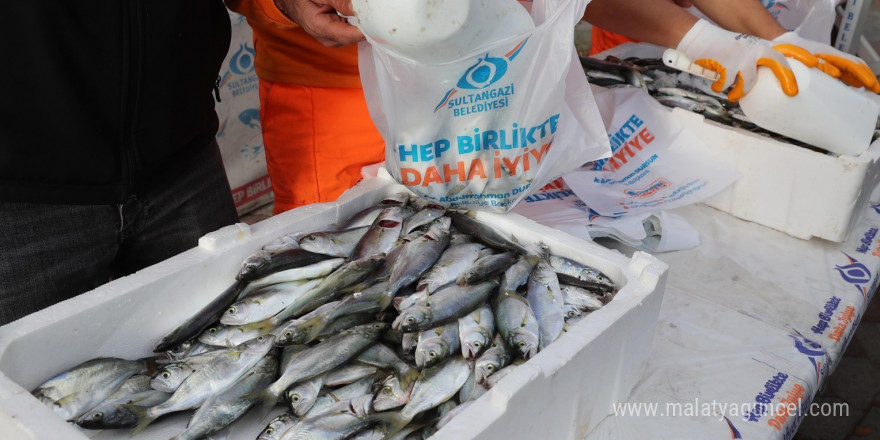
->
238;108;261;129
724;417;743;439
790;331;826;387
835;252;873;301
434;38;528;112
229;43;256;75
762;0;790;10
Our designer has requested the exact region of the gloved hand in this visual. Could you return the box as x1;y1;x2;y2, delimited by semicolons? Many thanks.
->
773;31;880;93
676;19;797;102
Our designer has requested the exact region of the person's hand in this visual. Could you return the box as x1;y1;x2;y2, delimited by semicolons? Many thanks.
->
274;0;364;46
676;19;797;102
773;31;880;93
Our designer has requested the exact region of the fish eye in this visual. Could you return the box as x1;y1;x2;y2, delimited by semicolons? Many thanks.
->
291;395;300;402
284;331;293;338
263;428;274;435
208;327;218;334
429;351;437;358
92;412;103;419
257;336;265;341
227;306;236;315
473;342;481;349
161;371;171;379
381;387;392;395
518;341;526;348
405;316;415;324
486;365;495;372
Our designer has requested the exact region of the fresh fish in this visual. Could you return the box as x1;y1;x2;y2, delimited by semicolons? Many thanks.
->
303;376;377;419
458;305;494;360
494;289;540;360
150;362;198;393
170;351;279;440
239;258;346;296
386;217;452;296
221;278;323;326
257;411;299;440
393;290;428;313
275;300;342;346
255;323;387;411
155;339;209;364
199;320;275;348
76;388;170;429
415;322;460;368
417;242;488;293
298;226;371;258
267;254;386;326
547;255;616;294
351;206;414;261
278;281;393;345
153;280;246;352
279;394;384;440
373;374;412;412
447;210;533;255
560;284;606;311
474;334;511;384
401;205;447;235
500;255;539;294
285;375;324;417
391;356;472;432
458;369;487;403
563;304;584;321
456;252;518;286
32;357;154;421
527;261;565;350
128;335;276;434
237;247;334;282
392;280;499;332
354;343;417;380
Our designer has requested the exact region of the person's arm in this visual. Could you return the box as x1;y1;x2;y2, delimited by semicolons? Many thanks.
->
687;0;786;40
226;0;363;46
582;0;698;48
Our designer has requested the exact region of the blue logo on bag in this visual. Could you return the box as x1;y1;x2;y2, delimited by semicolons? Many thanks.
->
238;108;261;129
434;38;528;113
230;43;256;75
835;252;872;301
762;0;790;10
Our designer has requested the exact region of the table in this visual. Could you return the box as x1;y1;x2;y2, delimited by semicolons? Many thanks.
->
579;193;880;439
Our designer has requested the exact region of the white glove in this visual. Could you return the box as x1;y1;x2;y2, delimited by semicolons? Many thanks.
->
773;31;880;93
676;19;797;101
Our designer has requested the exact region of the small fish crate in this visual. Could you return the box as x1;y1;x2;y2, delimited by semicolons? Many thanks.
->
0;172;667;440
669;108;880;242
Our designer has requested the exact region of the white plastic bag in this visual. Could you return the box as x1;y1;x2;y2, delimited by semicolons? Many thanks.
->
355;0;610;212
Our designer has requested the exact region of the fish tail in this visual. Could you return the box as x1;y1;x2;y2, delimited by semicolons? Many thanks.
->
125;404;156;436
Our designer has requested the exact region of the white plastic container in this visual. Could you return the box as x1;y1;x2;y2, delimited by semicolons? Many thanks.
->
0;172;667;440
350;0;535;62
738;58;879;156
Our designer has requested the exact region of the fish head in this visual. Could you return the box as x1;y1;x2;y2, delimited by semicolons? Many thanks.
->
286;381;321;416
197;324;229;347
220;301;251;326
75;403;139;430
392;307;429;333
372;375;409;412
297;233;330;254
414;341;447;369
510;330;539;361
237;251;270;281
150;363;194;393
475;359;499;384
257;413;298;440
349;394;376;418
241;334;276;355
564;305;583;321
461;332;490;360
275;321;311;346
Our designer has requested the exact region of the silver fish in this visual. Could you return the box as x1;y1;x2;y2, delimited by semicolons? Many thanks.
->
386;217;452;297
415;322;460;369
32;357;154;421
299;226;371;258
458;305;494;360
547;255;616;294
456;252;518;286
153;280;247;352
494;289;540;360
170;351;279;440
199;320;275;348
280;394;382;440
474;334;511;384
527;261;565;350
417;242;488;293
257;411;299;440
221;278;323;326
150;362;198;393
392;280;498;332
286;375;324;417
256;323;387;411
447;210;533;256
304;376;377;419
458;369;487;403
401;205;447;236
560;284;605;311
76;388;170;430
240;258;346;297
351;206;414;260
129;335;276;434
398;356;472;424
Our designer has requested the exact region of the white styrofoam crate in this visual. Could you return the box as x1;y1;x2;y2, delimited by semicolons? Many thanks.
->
0;173;667;440
669;107;880;242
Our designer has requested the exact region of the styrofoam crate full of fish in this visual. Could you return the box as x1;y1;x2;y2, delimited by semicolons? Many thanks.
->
587;43;880;242
0;172;667;440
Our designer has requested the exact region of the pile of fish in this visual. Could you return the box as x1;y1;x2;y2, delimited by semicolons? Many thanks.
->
32;192;618;440
581;55;880;149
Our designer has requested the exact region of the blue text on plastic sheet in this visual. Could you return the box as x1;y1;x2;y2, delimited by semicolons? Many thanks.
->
745;372;789;422
811;296;841;335
397;115;559;163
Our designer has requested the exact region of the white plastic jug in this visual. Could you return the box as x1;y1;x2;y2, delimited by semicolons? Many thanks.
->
350;0;535;63
737;57;879;156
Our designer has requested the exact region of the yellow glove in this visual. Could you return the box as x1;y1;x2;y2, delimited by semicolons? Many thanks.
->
773;31;880;93
677;20;797;102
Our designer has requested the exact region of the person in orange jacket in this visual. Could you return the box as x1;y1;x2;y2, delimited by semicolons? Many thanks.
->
224;0;385;214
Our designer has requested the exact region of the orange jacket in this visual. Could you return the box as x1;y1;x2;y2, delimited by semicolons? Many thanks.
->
225;0;361;88
589;26;639;56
